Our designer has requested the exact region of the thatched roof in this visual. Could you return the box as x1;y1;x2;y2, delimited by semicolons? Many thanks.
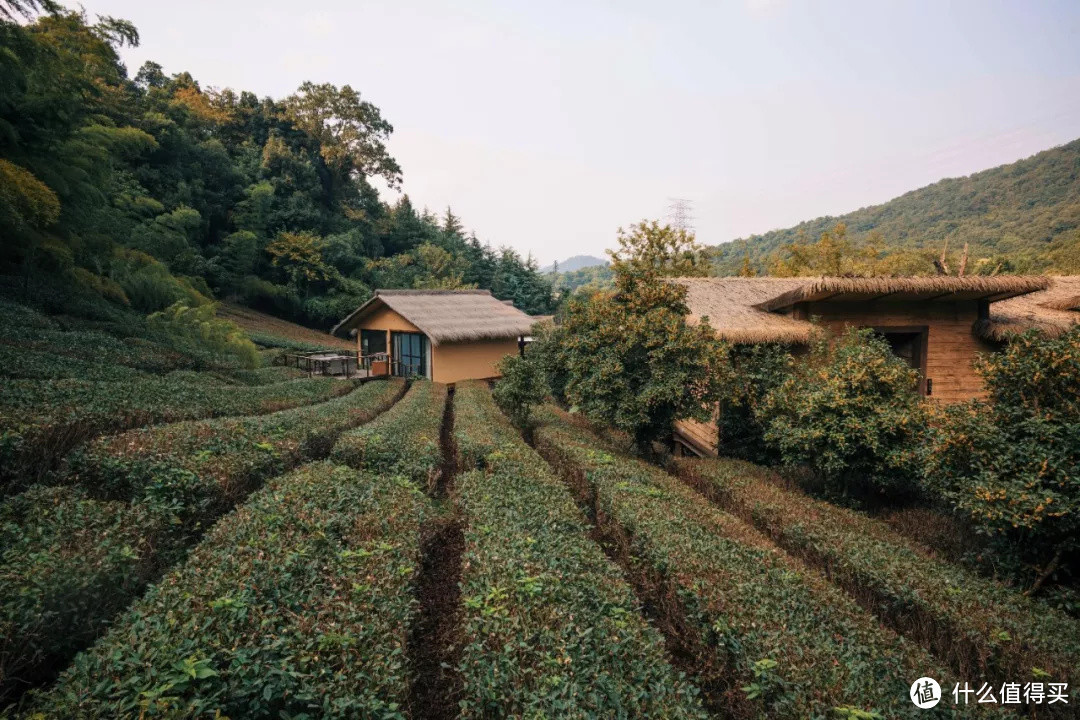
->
331;289;536;345
979;276;1080;341
672;275;1061;345
674;277;814;344
754;276;1048;312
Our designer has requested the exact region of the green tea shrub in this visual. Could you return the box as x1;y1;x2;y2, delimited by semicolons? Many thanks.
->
676;457;1080;695
0;376;352;492
331;380;446;488
759;327;927;496
0;486;162;707
22;463;427;718
0;380;405;702
925;326;1080;592
451;382;706;718
533;404;961;719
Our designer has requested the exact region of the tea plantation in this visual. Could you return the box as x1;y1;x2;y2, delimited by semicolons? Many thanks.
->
2;299;1076;717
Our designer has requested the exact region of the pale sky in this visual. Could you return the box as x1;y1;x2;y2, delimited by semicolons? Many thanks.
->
94;0;1080;265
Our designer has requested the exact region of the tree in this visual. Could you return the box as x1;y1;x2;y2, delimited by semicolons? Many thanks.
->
266;231;333;294
759;328;927;496
493;350;548;429
608;220;707;309
554;220;728;452
925;327;1080;594
282;81;402;188
768;223;883;277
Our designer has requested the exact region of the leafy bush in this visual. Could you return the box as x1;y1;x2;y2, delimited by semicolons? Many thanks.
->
451;382;706;718
23;463;427;718
547;222;729;451
925;327;1080;590
759;327;927;496
331;380;446;489
0;486;163;707
68;379;405;520
0;380;405;702
718;343;793;463
491;351;547;429
0;344;146;382
0;375;352;492
675;456;1080;695
533;404;961;719
149;301;260;369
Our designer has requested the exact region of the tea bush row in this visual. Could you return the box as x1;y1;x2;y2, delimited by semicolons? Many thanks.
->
20;462;427;719
675;456;1080;699
331;380;446;489
532;404;972;720
450;382;707;719
0;375;353;492
0;380;405;704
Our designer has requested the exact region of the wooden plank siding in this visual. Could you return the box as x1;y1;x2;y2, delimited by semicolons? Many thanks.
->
804;300;996;403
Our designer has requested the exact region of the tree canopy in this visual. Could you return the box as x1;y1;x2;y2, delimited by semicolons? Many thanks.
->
0;4;554;327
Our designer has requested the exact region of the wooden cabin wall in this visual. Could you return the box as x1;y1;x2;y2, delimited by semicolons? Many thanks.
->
805;300;997;403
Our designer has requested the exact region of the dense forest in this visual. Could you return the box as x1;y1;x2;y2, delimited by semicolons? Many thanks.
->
0;1;555;329
713;138;1080;276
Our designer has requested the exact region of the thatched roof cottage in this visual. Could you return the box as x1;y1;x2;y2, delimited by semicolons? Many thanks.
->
670;275;1080;456
332;289;537;383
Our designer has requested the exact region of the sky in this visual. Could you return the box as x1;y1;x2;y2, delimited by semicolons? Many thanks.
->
91;0;1080;265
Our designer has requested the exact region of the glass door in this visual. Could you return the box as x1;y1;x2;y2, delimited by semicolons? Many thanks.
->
391;332;427;378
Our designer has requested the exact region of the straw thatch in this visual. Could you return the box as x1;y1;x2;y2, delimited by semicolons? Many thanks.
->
332;289;537;345
672;275;1066;345
754;276;1049;312
672;277;815;344
978;276;1080;341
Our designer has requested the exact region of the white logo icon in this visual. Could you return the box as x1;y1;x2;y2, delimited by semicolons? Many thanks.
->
910;677;941;709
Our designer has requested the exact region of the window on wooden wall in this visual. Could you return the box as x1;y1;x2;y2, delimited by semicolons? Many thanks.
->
871;326;929;396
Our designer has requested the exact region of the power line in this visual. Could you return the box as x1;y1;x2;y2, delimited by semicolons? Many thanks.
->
666;197;694;233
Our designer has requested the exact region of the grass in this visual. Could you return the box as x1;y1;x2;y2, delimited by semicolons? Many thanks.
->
217;303;354;352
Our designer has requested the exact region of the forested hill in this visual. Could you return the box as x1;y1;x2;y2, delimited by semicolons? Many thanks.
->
0;3;554;331
713;138;1080;276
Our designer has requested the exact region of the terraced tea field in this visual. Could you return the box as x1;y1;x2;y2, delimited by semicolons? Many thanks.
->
2;301;1077;717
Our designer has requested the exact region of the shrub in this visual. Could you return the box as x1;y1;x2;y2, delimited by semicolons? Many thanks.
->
0;380;405;702
0;486;163;707
23;463;427;719
331;380;446;489
0;375;353;492
149;301;260;369
68;379;405;519
675;456;1080;696
925;326;1080;591
0;344;146;382
759;327;927;496
491;351;546;429
718;343;793;463
532;404;962;720
451;382;706;718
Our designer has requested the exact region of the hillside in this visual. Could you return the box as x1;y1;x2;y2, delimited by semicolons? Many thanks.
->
0;7;554;342
713;138;1080;275
540;254;608;274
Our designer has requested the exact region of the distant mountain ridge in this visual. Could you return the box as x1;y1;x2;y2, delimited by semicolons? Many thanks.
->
541;255;608;274
711;137;1080;275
